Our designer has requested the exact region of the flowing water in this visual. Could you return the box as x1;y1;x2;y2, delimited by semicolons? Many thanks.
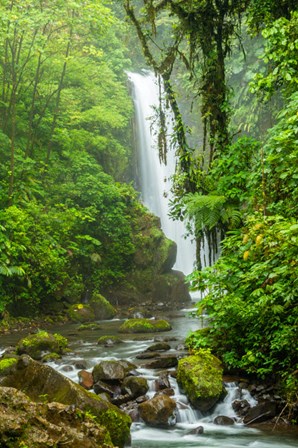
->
0;310;297;447
128;71;196;275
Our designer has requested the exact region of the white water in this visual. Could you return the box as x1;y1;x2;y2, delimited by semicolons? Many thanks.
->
128;71;196;275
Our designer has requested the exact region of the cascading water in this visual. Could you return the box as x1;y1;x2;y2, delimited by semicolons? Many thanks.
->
128;71;196;275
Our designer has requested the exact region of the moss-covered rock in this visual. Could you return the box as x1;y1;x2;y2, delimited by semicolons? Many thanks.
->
97;335;123;346
68;303;95;323
177;349;224;412
0;355;131;447
90;293;117;320
0;358;18;376
0;386;113;448
119;318;172;334
16;330;68;360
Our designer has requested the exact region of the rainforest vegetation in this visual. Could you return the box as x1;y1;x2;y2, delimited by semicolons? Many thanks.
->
0;0;297;413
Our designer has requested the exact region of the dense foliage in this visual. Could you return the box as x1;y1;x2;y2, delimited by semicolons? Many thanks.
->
124;0;298;410
0;0;144;316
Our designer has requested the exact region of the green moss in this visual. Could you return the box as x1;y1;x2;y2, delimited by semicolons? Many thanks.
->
0;357;18;376
177;349;223;402
16;331;68;360
96;408;131;448
97;335;123;345
78;323;102;331
119;318;171;333
68;304;95;323
90;293;117;320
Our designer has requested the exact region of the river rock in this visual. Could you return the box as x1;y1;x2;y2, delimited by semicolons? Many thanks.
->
188;425;204;435
145;342;171;351
68;304;95;323
154;372;171;391
144;355;178;369
139;394;177;427
16;330;68;360
119;318;172;333
93;379;121;397
89;293;117;320
92;359;136;382
78;370;94;390
0;386;113;448
243;401;277;424
214;415;235;425
0;355;131;448
177;351;224;412
232;399;251;417
121;375;149;398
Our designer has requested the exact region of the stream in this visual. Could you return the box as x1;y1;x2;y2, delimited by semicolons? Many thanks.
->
1;306;297;448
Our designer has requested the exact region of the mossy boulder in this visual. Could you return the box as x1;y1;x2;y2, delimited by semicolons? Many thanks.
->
119;318;172;334
0;358;18;376
16;331;68;360
68;303;95;323
121;376;149;398
0;355;131;447
97;335;123;346
90;293;117;320
78;322;102;331
177;350;224;412
0;386;113;448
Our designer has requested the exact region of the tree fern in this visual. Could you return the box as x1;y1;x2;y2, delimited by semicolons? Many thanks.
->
0;265;25;277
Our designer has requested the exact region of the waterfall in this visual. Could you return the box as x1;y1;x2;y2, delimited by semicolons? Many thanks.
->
128;71;196;275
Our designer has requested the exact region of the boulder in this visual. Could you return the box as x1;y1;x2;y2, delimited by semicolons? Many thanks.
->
92;359;136;382
144;355;178;369
16;331;68;360
243;401;277;425
145;342;171;352
90;293;117;320
214;415;235;425
0;355;131;447
119;318;171;334
121;376;149;398
68;304;95;323
177;350;224;412
154;372;171;391
97;335;123;346
93;380;120;397
0;386;113;448
139;394;177;428
232;399;251;417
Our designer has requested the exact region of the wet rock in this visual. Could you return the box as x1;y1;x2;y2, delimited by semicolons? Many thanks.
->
92;359;136;382
61;365;74;372
144;355;178;369
177;352;224;412
243;401;277;425
0;386;114;448
136;351;160;359
188;425;204;435
93;379;120;397
78;370;93;390
145;342;171;352
74;360;87;370
154;372;171;391
121;376;149;398
97;335;123;346
139;394;177;428
0;355;131;448
78;323;102;331
111;393;131;406
214;415;235;425
232;399;251;417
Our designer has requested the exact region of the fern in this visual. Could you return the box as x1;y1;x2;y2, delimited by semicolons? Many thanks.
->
183;193;242;231
0;265;25;277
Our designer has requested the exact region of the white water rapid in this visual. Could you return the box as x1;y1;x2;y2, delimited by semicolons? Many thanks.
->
128;71;196;275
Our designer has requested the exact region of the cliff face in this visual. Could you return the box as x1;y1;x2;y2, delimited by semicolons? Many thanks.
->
103;212;191;308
